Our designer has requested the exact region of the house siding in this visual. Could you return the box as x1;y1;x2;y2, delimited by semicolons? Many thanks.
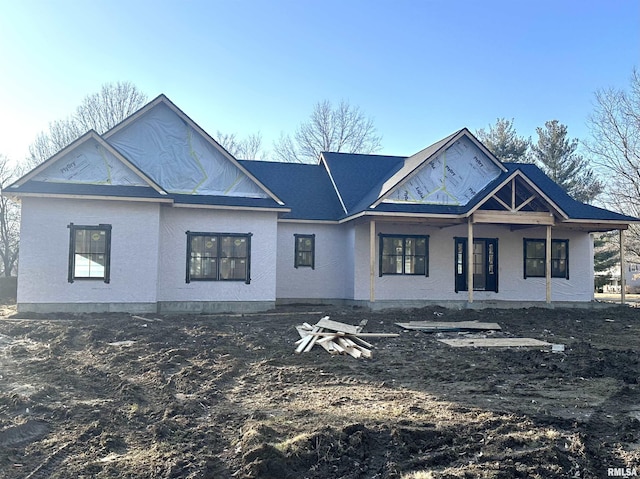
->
18;197;160;311
275;222;351;301
156;207;278;306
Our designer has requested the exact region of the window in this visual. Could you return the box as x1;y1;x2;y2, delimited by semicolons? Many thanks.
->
68;224;111;283
379;234;428;276
523;238;569;279
186;232;251;283
294;234;315;269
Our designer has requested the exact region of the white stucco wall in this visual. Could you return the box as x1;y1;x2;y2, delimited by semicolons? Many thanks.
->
18;197;161;306
353;221;595;303
275;222;351;300
157;207;278;302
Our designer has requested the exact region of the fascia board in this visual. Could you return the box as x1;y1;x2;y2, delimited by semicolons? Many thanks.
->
104;94;285;206
171;203;291;213
465;170;570;220
277;218;340;225
6;191;173;203
319;153;348;215
338;210;465;224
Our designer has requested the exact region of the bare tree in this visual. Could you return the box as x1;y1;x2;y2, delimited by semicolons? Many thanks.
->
586;69;640;255
273;100;382;163
214;131;266;160
0;155;24;277
27;81;147;167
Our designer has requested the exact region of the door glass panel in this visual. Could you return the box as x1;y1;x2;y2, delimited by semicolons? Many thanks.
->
473;240;486;290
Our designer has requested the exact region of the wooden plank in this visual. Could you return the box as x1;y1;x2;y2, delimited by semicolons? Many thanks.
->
315;317;361;335
396;321;501;331
350;335;374;349
341;337;372;359
472;210;555;225
306;332;399;338
317;335;343;345
295;326;320;353
337;337;362;358
303;327;323;353
438;338;552;348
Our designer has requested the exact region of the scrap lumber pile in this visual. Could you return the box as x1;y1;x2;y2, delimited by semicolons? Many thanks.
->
295;316;399;358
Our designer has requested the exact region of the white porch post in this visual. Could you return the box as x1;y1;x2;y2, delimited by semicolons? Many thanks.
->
370;220;376;303
620;229;626;305
467;218;473;303
546;225;552;304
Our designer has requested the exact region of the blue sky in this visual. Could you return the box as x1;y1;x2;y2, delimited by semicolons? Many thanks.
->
0;0;637;163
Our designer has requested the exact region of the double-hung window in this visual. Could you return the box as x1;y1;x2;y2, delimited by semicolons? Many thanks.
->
523;238;569;279
68;224;111;283
379;234;429;276
186;232;251;283
294;234;315;269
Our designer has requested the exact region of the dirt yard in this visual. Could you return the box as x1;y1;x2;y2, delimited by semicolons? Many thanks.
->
0;303;639;478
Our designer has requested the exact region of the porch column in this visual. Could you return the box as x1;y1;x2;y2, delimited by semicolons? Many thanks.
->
370;220;376;303
467;218;473;303
546;225;552;303
620;229;626;305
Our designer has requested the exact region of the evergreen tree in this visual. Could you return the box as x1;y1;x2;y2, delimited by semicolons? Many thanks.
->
531;120;602;203
476;118;531;163
593;232;618;291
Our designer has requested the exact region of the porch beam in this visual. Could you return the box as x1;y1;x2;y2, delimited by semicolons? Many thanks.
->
546;225;552;303
370;220;376;303
467;218;474;303
472;210;554;225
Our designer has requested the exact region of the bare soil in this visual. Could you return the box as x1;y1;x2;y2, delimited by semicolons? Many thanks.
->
0;303;639;478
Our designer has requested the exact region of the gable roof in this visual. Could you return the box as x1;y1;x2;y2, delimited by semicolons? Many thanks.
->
6;95;286;211
375;128;507;206
8;130;166;195
103;95;283;203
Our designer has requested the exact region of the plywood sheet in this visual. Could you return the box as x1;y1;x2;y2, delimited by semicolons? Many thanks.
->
438;338;552;348
396;321;501;331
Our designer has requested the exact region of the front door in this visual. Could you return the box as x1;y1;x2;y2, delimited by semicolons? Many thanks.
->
454;238;498;292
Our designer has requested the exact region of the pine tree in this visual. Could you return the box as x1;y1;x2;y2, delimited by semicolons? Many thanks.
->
475;118;531;163
531;120;602;203
593;232;618;291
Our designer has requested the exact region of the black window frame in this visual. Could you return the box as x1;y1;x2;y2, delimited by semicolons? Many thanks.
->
68;223;112;283
294;234;315;269
186;231;252;284
379;234;429;277
523;238;569;279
